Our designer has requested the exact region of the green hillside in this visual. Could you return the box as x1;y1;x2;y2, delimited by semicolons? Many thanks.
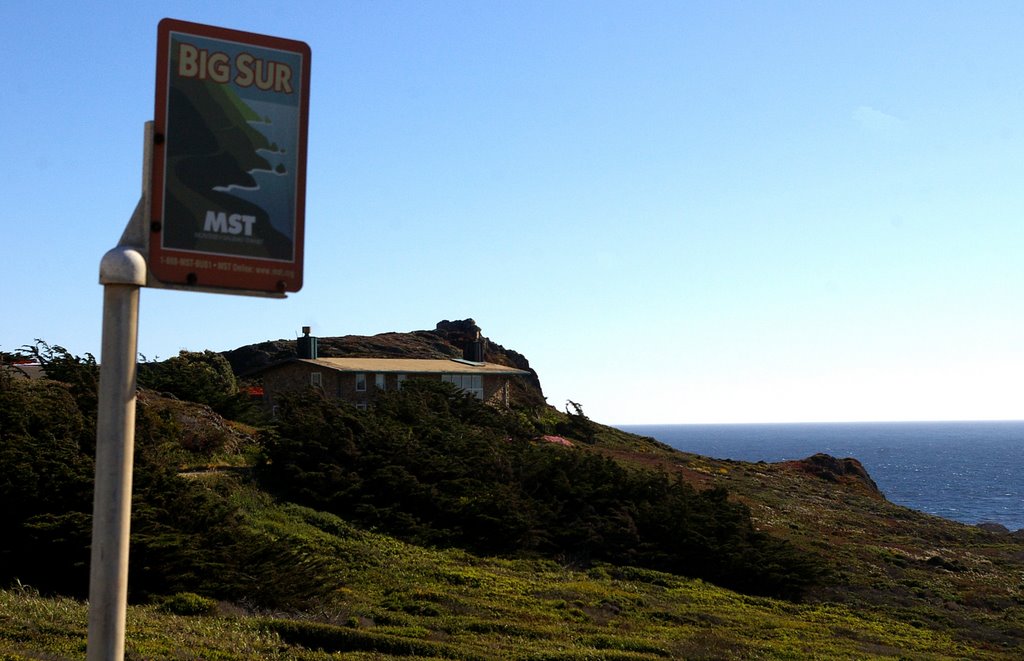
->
1;339;1022;659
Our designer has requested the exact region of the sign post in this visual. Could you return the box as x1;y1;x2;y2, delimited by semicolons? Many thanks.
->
87;19;309;661
88;125;151;661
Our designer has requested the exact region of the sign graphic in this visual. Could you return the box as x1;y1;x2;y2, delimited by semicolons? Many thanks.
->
150;19;310;294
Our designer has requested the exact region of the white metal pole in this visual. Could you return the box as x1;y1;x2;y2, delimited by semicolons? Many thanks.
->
87;262;143;661
87;122;152;661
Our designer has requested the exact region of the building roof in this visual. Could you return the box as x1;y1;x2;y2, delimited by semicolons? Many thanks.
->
295;357;530;376
1;363;46;380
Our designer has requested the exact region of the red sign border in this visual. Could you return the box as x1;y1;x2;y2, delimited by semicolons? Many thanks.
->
150;18;310;294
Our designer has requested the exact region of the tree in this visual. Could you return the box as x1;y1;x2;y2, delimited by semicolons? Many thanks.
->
0;374;94;595
139;350;240;414
20;340;99;424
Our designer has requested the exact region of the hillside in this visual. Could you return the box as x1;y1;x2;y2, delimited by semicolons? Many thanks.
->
1;333;1023;659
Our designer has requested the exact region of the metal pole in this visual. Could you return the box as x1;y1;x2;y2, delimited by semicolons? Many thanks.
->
87;256;144;661
87;122;152;661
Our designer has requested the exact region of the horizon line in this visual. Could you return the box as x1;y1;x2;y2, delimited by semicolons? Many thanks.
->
611;418;1024;427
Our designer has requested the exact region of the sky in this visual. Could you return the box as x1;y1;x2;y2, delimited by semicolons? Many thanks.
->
3;1;1023;425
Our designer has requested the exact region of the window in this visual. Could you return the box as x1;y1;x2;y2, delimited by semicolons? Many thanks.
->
442;373;483;399
310;372;322;387
355;373;366;391
375;373;386;391
397;374;407;389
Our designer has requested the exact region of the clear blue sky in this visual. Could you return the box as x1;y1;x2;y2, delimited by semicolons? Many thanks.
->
3;2;1023;424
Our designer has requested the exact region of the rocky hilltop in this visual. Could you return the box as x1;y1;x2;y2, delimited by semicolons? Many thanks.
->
223;318;546;407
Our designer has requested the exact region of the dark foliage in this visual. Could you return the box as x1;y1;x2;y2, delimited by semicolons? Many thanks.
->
0;349;327;607
127;402;338;607
558;399;597;443
21;340;99;433
139;349;258;421
261;381;825;600
1;342;821;607
0;374;94;595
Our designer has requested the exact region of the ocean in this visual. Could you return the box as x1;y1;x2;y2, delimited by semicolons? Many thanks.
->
618;421;1024;532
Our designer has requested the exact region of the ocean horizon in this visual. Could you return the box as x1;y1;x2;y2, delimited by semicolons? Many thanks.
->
618;420;1024;532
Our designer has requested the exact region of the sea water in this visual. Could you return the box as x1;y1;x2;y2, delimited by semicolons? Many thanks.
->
618;421;1024;532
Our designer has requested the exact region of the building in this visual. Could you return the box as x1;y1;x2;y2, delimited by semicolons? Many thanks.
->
254;328;531;410
258;356;530;410
0;362;45;381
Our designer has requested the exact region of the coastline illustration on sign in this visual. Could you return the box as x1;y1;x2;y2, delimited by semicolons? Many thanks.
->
161;32;303;262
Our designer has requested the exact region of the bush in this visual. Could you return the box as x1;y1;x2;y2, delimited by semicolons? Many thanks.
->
139;350;252;419
261;381;826;600
0;344;342;608
159;592;219;616
0;376;94;596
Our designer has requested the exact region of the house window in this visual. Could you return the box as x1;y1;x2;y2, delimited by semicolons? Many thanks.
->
375;373;386;391
442;373;483;399
355;373;366;391
397;374;407;389
310;372;323;387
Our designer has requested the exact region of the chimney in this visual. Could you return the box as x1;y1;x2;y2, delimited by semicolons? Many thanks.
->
463;328;483;362
297;326;318;359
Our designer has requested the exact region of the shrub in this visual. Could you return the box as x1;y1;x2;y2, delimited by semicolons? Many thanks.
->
159;592;219;616
261;381;825;600
139;350;251;419
0;376;94;596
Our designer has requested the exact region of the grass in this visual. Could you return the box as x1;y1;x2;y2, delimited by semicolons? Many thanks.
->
599;438;1024;655
2;480;1021;660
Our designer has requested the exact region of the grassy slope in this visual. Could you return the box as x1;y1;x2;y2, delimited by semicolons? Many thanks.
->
594;424;1024;655
0;492;1003;660
2;411;1023;659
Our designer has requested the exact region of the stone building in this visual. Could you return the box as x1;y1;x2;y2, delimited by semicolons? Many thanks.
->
257;356;530;410
253;327;530;410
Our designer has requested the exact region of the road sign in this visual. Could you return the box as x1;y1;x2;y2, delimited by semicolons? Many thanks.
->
150;19;310;294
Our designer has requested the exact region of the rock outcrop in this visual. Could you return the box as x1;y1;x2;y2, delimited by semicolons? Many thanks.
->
785;453;882;496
